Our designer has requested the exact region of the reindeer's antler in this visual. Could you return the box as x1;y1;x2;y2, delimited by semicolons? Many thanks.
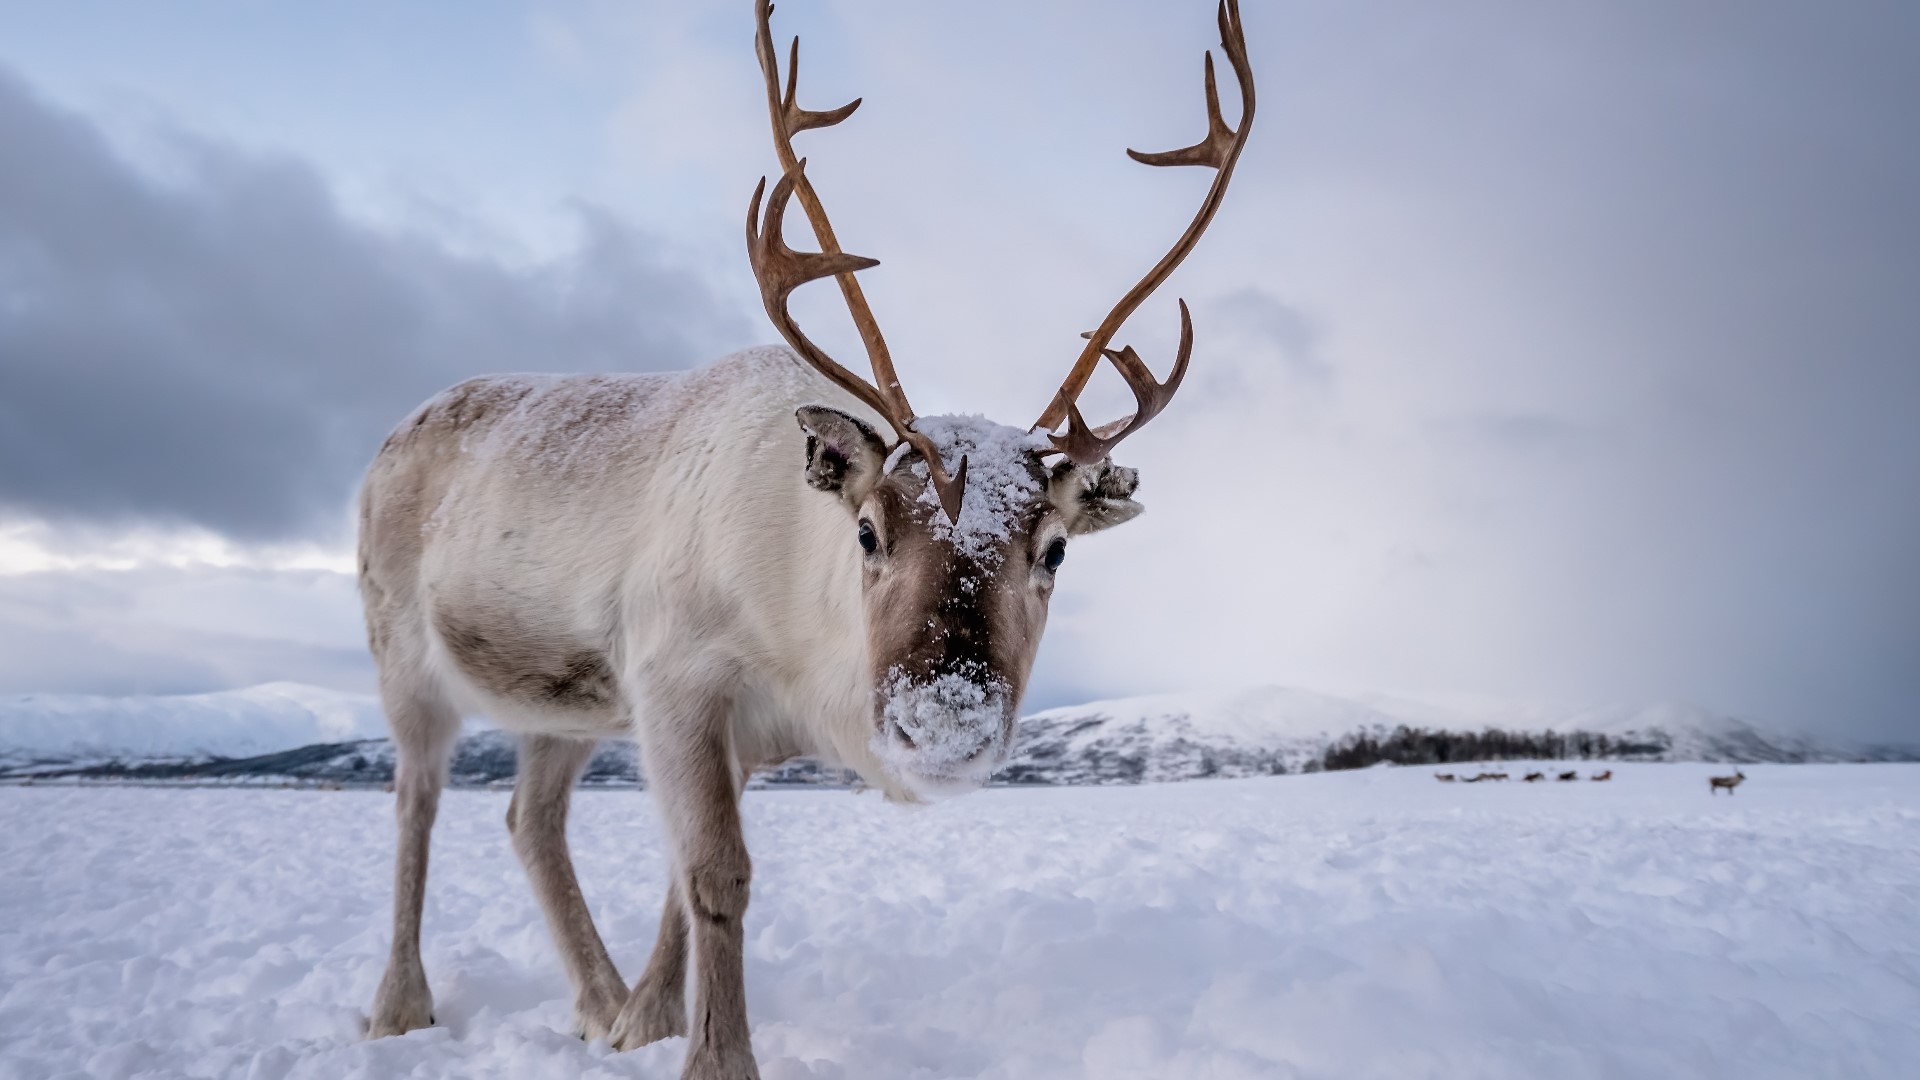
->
1035;0;1256;464
745;0;966;520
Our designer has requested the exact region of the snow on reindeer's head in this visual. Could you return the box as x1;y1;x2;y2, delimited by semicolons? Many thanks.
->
797;408;1141;799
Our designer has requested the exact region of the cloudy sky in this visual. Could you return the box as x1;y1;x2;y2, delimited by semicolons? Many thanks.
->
0;1;1914;740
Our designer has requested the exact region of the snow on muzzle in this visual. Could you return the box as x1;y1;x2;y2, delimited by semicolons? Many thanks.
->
873;670;1014;798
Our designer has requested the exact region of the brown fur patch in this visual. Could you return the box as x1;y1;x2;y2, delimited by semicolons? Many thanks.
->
433;608;618;710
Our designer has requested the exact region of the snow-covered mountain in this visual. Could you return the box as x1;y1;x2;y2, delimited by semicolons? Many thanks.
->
0;682;1907;785
0;683;388;771
1001;686;1867;785
1003;686;1400;784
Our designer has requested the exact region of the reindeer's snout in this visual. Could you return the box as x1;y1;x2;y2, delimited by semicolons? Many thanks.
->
873;671;1013;798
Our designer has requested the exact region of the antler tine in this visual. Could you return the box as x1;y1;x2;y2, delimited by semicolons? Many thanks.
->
1126;52;1233;169
749;0;968;520
783;36;862;134
746;163;891;422
1048;300;1193;463
1034;0;1255;463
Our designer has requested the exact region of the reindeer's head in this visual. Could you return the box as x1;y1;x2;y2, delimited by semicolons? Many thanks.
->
744;0;1256;795
794;407;1143;795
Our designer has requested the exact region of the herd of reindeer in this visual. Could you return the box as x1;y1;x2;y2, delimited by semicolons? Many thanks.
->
1433;769;1750;794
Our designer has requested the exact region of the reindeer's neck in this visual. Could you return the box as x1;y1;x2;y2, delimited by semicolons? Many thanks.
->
674;350;908;795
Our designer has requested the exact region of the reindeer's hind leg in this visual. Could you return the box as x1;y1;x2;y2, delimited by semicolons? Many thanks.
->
367;677;461;1038
508;734;628;1038
611;879;690;1047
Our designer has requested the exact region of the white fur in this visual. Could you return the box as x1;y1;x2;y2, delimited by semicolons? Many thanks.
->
369;345;913;797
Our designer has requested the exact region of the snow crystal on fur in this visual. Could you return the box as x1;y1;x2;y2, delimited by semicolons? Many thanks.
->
900;415;1051;563
872;668;1010;792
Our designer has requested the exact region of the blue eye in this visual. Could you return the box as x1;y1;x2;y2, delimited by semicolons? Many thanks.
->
858;520;878;554
1043;537;1066;572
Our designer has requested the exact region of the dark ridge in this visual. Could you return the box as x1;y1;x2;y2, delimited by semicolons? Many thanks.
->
5;718;1911;789
0;730;861;789
1316;726;1658;773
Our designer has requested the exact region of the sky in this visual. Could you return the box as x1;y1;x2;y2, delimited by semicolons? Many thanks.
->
0;1;1914;741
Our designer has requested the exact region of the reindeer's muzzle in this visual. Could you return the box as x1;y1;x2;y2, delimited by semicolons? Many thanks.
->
873;671;1013;799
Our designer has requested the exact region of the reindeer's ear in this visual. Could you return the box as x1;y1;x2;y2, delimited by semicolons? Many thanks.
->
1047;459;1144;536
796;405;888;506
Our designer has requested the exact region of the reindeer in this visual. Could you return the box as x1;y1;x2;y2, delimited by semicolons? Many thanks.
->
354;3;1256;1076
1709;770;1746;795
1523;771;1545;782
1557;770;1578;782
1590;769;1612;781
1434;772;1456;782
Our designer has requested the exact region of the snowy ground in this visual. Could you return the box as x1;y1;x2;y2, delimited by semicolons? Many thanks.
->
3;764;1917;1079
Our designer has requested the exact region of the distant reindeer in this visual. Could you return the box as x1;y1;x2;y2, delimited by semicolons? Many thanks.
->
1523;771;1545;783
1590;770;1612;782
1460;773;1487;783
1709;770;1747;795
1556;770;1578;782
1434;773;1456;782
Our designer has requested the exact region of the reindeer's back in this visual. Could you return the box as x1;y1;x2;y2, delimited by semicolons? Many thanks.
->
356;347;869;732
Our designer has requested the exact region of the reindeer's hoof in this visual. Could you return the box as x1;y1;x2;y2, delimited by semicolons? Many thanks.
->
571;974;628;1041
367;968;435;1038
609;983;688;1051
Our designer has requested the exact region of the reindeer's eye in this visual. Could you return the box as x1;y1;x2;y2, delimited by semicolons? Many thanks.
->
1042;537;1067;572
858;520;879;555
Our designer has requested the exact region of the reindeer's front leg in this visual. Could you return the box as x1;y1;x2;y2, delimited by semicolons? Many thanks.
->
619;685;759;1080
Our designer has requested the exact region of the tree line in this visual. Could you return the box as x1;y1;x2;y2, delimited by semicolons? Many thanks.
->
1313;726;1666;773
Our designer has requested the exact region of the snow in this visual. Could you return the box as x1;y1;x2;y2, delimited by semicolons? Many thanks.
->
875;669;1010;794
3;763;1916;1078
904;415;1052;562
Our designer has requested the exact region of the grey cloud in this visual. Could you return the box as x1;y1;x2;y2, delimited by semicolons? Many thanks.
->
1123;288;1329;423
1435;413;1586;456
0;565;370;696
1208;289;1323;382
0;67;749;542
